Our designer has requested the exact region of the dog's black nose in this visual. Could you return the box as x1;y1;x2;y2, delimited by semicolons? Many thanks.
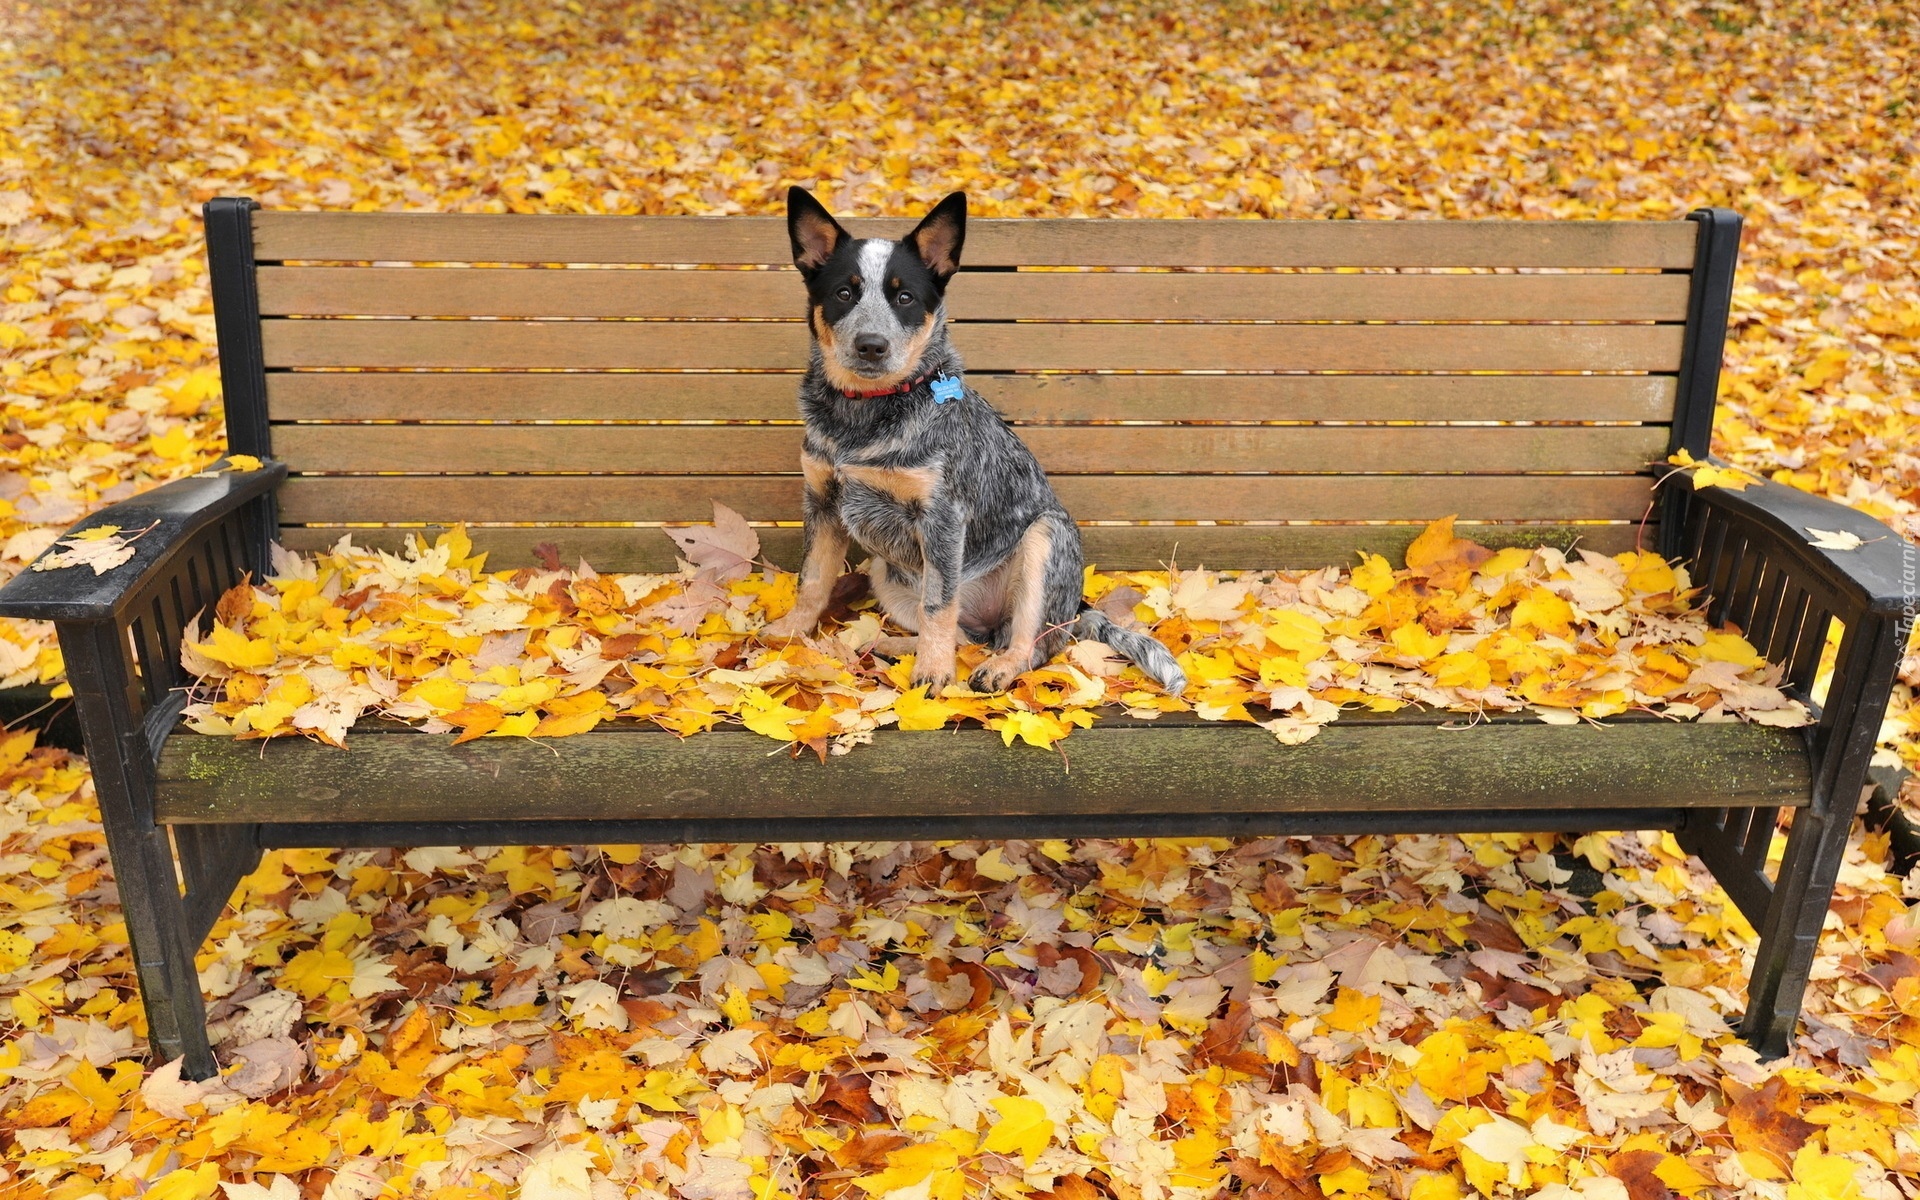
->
854;334;888;362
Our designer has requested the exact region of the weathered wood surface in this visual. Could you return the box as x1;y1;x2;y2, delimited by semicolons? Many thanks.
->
278;473;1656;524
267;371;1681;424
276;522;1655;571
155;718;1807;825
253;212;1699;269
258;265;1694;322
262;318;1685;372
272;424;1671;475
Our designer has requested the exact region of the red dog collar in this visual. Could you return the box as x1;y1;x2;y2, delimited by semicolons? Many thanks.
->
839;369;939;400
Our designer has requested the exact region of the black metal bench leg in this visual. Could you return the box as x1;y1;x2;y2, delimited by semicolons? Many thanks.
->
1737;798;1852;1058
1738;611;1905;1059
103;817;220;1079
60;621;220;1079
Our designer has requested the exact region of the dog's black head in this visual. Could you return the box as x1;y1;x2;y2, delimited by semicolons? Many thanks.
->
787;187;965;392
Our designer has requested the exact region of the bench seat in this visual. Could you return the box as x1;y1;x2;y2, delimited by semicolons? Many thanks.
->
158;713;1812;835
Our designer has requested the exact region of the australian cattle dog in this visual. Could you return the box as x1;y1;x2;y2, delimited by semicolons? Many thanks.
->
759;187;1187;697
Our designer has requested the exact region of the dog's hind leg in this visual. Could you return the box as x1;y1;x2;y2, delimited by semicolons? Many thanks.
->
968;513;1076;694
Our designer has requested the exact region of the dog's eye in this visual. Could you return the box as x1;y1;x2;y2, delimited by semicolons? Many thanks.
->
895;291;914;307
835;286;853;302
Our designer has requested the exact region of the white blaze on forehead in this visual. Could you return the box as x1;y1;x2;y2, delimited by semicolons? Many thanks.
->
847;239;897;329
856;238;894;283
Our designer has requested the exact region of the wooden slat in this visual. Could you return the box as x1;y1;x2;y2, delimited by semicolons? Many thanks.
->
267;372;1680;424
258;266;1694;322
262;319;1685;372
276;522;1657;572
253;212;1699;269
276;476;1654;525
154;718;1805;826
271;424;1671;475
278;473;1656;524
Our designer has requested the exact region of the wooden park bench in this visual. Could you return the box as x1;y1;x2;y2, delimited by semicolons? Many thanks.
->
1;200;1911;1080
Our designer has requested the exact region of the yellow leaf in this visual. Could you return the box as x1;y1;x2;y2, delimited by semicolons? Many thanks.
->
1323;987;1381;1033
992;709;1074;750
1478;546;1536;577
982;1095;1054;1166
225;454;263;472
720;985;753;1026
1700;631;1765;669
1265;610;1328;656
1413;1028;1492;1102
1430;651;1492;691
149;425;193;460
68;524;122;541
282;948;353;1000
848;962;901;993
403;675;468;714
1389;622;1449;661
893;684;960;730
1350;552;1396;597
854;1141;961;1194
487;711;541;737
533;707;605;737
1510;587;1575;638
1786;1145;1864;1200
146;1164;220;1200
197;622;278;670
1405;515;1461;571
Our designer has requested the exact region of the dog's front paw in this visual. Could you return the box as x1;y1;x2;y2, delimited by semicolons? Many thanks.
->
967;655;1026;695
910;658;955;693
759;614;815;640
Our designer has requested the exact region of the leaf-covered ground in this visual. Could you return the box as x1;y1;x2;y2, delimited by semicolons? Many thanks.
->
4;1;1920;1197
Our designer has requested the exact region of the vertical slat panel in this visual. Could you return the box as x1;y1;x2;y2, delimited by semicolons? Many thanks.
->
1723;551;1769;634
1788;610;1833;697
1745;563;1791;654
1741;807;1780;876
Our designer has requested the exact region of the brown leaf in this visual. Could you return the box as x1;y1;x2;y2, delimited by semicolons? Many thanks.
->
443;702;504;744
822;569;872;624
808;1073;885;1125
215;578;254;631
1033;1177;1108;1200
1727;1076;1816;1169
1607;1150;1676;1200
1196;1000;1254;1065
665;501;760;583
1464;910;1526;953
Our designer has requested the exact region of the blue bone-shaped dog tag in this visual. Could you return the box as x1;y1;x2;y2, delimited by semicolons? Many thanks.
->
930;376;965;404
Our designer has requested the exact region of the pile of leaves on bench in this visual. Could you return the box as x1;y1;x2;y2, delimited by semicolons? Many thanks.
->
177;511;1809;755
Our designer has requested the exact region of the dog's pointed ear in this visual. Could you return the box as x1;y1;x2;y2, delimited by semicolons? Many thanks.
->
787;187;846;275
906;192;966;286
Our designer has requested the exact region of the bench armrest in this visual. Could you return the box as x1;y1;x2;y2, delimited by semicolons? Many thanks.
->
1674;463;1916;619
0;459;287;623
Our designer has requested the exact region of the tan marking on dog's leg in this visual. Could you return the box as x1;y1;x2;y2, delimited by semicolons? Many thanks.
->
761;515;848;639
840;463;940;505
969;520;1055;693
864;635;919;659
912;600;960;691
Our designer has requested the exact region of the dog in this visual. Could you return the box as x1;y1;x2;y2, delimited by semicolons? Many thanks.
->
758;187;1187;698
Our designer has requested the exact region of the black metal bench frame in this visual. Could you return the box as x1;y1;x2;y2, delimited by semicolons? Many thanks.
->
0;202;1912;1080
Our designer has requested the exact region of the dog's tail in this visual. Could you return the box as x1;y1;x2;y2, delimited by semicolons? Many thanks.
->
1075;607;1187;694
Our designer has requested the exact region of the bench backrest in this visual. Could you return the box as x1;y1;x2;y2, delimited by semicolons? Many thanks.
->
206;201;1739;571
